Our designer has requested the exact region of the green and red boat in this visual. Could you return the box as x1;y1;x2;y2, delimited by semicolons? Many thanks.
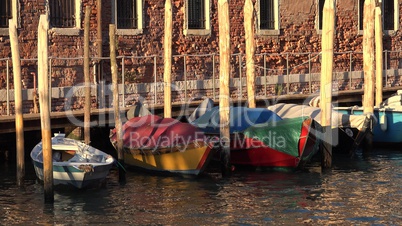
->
191;106;321;169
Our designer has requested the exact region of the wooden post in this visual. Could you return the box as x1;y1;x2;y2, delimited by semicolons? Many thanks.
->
32;72;38;113
96;0;103;108
363;0;375;114
110;24;125;184
320;0;335;170
244;0;256;108
218;0;231;176
84;6;91;144
38;14;53;202
97;0;103;59
375;6;383;107
9;19;25;187
163;0;172;118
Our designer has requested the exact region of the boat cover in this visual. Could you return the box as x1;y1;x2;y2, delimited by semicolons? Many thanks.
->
244;116;309;157
191;106;282;134
187;98;215;123
110;115;206;149
126;102;152;120
381;90;402;107
268;103;369;130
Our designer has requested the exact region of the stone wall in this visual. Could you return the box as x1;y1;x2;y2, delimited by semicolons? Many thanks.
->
1;0;402;114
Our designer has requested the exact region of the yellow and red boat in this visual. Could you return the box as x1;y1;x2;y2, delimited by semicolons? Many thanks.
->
110;115;214;176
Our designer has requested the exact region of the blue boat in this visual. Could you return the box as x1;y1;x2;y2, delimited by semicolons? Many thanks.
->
334;90;402;143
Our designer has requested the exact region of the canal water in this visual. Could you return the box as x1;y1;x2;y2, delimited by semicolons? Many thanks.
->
1;145;402;225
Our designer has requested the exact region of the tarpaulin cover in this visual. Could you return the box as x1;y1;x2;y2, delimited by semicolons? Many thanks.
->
244;116;309;157
191;106;282;134
110;115;206;149
268;103;368;130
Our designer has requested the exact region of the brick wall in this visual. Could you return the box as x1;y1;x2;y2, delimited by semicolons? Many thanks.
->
0;0;402;114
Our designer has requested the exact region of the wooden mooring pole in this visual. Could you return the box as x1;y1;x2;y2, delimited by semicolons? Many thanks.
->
96;0;103;108
244;0;256;108
110;24;125;184
84;6;91;144
9;19;25;187
363;0;375;152
363;0;375;114
375;6;383;107
320;0;335;170
163;0;172;118
218;0;231;176
38;14;53;202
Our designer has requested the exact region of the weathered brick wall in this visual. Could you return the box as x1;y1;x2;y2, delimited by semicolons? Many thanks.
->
1;0;402;114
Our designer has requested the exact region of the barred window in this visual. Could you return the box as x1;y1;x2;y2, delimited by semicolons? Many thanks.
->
117;0;138;29
0;0;12;28
49;0;75;28
383;0;395;30
358;0;398;32
260;0;275;29
188;0;205;29
358;0;364;30
318;0;325;30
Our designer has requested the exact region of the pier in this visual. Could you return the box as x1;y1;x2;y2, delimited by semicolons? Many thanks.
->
0;87;400;134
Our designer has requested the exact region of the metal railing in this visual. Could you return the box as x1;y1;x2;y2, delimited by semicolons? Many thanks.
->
0;50;402;116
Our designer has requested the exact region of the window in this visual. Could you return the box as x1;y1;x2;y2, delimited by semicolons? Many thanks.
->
0;0;18;35
0;0;12;28
383;0;397;31
257;0;279;36
358;0;364;31
317;0;325;31
113;0;143;35
260;0;274;29
188;0;205;29
50;0;75;28
184;0;210;36
48;0;81;35
358;0;398;34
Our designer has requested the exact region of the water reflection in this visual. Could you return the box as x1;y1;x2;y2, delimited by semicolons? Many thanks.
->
1;148;401;225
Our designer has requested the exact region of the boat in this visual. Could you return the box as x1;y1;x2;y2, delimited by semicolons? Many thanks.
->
191;106;320;169
30;133;115;189
238;116;320;168
109;115;215;176
334;90;402;143
126;101;152;120
268;103;374;153
187;98;215;123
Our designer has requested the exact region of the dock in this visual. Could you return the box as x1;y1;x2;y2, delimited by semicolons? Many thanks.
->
0;87;400;134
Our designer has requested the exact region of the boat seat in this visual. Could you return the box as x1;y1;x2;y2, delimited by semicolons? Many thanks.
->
52;143;80;151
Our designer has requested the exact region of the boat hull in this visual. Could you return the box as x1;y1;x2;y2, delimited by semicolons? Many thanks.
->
123;142;214;176
32;161;113;188
267;103;374;153
335;107;402;143
30;135;114;189
229;117;319;168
